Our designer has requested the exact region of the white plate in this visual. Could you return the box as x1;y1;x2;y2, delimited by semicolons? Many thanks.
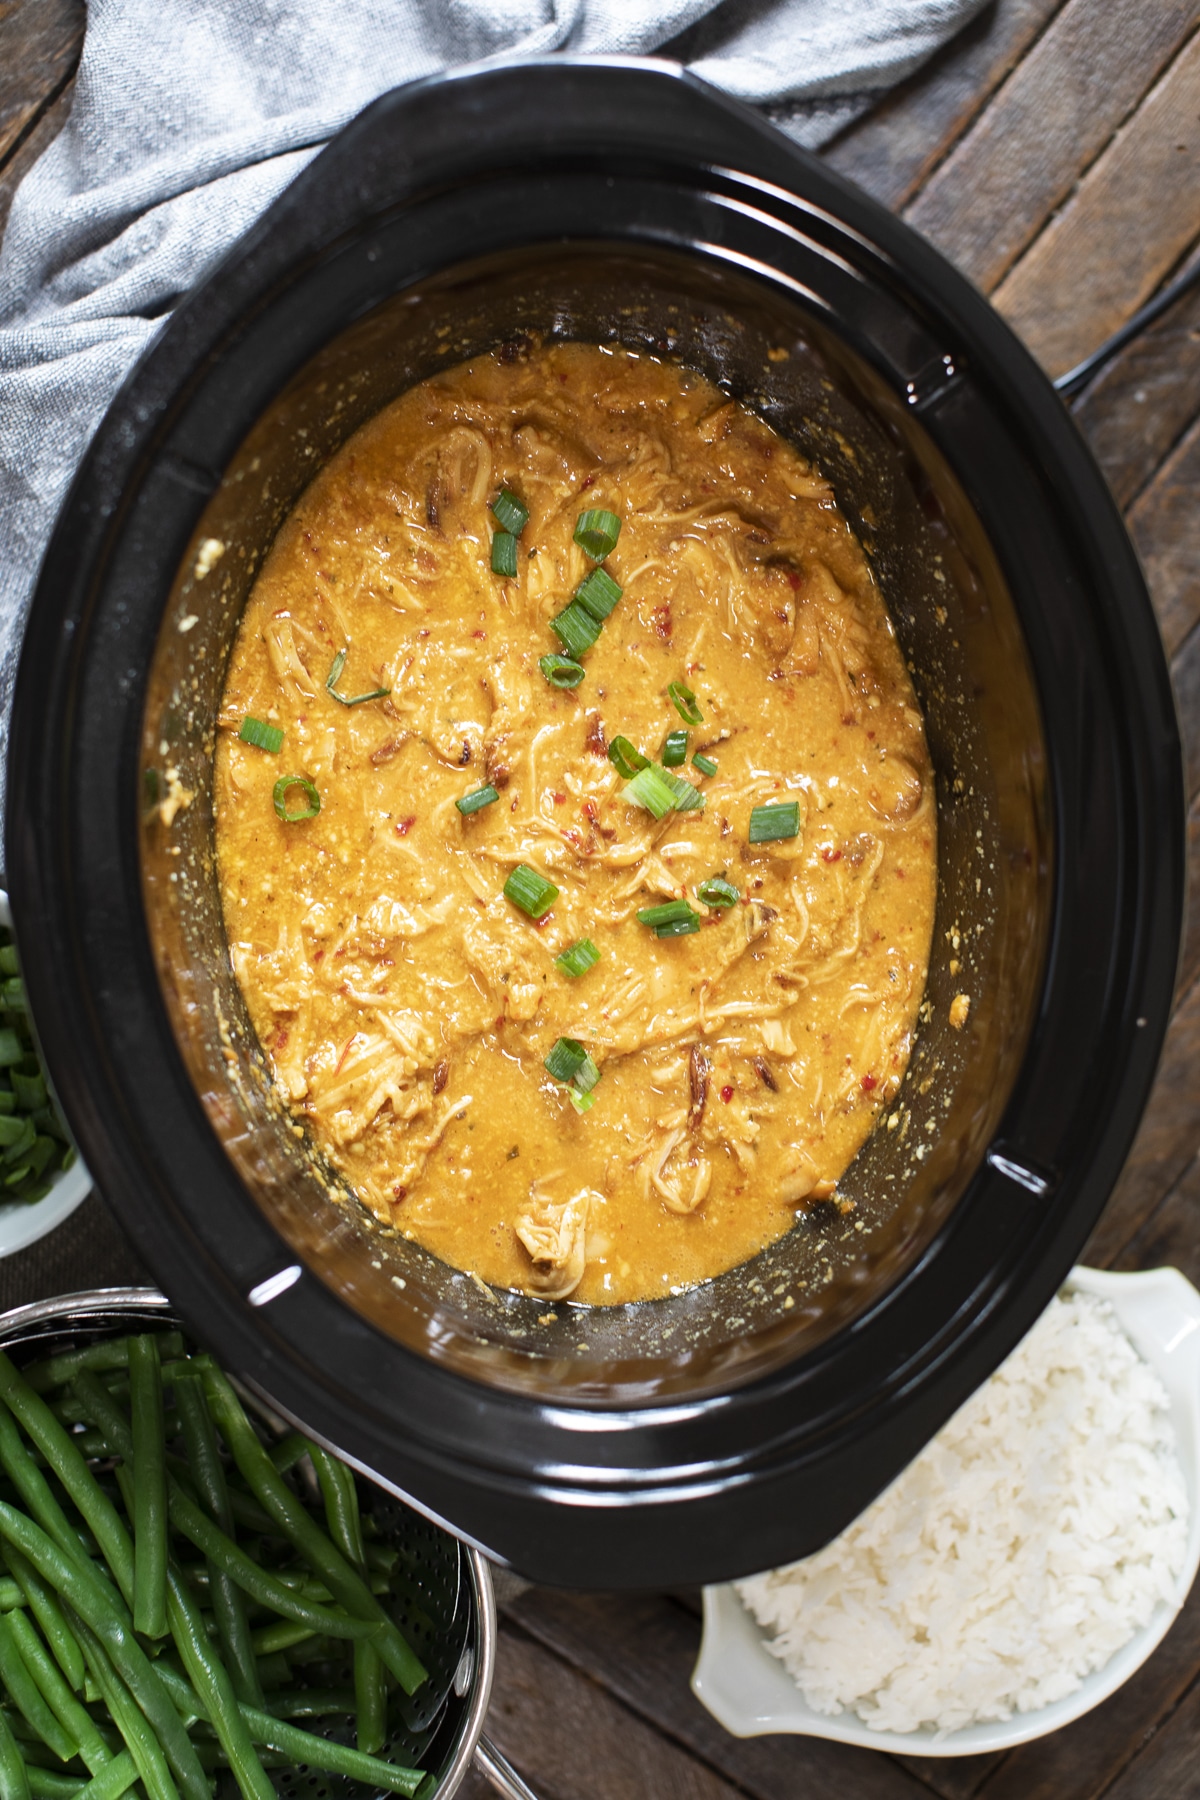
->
692;1264;1200;1755
0;893;90;1257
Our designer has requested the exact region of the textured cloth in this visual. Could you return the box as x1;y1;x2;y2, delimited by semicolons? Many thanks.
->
0;0;986;834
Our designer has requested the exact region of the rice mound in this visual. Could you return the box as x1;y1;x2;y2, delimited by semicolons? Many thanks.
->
736;1289;1189;1734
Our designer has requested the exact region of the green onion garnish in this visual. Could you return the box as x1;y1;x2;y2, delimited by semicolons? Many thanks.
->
575;568;622;621
667;681;703;726
273;775;321;823
573;1052;601;1096
697;875;740;909
551;601;603;659
491;489;529;535
661;730;688;768
569;1089;598;1114
574;509;621;560
692;752;718;778
326;649;391;706
491;531;518;578
239;716;284;754
456;784;499;816
539;653;586;690
625;764;680;820
504;863;559;919
665;772;705;812
637;900;701;938
608;736;650;779
556;939;600;978
748;800;801;843
544;1038;587;1083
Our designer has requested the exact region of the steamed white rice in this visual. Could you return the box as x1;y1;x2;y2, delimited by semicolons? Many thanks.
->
736;1289;1189;1734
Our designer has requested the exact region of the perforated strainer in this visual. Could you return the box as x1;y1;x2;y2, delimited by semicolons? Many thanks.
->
0;1289;539;1800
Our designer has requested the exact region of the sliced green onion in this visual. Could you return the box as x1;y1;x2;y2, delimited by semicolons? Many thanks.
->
239;718;284;755
637;900;698;933
491;490;529;536
665;772;705;813
692;752;718;778
556;940;600;979
624;765;679;820
661;730;688;768
653;915;701;938
574;509;621;560
504;864;559;919
748;800;801;843
325;651;390;707
574;568;622;621
0;1032;22;1069
539;653;585;690
568;1089;597;1115
550;602;603;659
272;777;320;823
455;785;499;817
697;875;740;909
667;681;703;726
607;737;649;779
544;1039;588;1084
490;532;518;578
572;1053;601;1096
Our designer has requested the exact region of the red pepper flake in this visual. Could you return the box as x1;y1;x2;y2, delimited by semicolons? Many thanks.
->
335;1034;357;1075
393;1184;407;1201
821;846;842;863
552;792;566;805
563;829;582;847
313;949;324;963
272;1027;289;1052
582;799;600;826
720;1084;734;1104
472;629;487;639
494;1016;505;1032
652;603;673;640
396;816;416;836
580;473;596;491
861;1073;877;1092
896;866;906;878
786;568;802;590
417;627;430;638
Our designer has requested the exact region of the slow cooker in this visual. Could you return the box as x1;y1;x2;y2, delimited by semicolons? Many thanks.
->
6;59;1183;1586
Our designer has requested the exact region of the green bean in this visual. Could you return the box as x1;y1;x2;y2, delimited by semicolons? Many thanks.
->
0;1579;26;1611
164;1567;274;1800
0;1407;89;1572
249;1620;311;1657
0;1708;31;1800
0;1616;74;1763
154;1664;424;1799
127;1340;167;1640
73;1753;136;1800
173;1373;262;1708
62;1614;179;1800
0;1508;207;1800
263;1688;357;1719
310;1446;385;1754
0;1361;133;1612
24;1767;81;1800
251;1654;291;1690
23;1339;185;1397
74;1376;374;1644
5;1613;107;1774
6;1547;86;1693
266;1435;310;1477
202;1368;426;1695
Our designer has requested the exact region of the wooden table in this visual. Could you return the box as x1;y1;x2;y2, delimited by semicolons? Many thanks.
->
2;3;1199;1796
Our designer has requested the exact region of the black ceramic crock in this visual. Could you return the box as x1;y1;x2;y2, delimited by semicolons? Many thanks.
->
6;59;1184;1586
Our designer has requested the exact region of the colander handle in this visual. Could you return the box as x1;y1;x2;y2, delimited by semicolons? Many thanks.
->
473;1733;543;1800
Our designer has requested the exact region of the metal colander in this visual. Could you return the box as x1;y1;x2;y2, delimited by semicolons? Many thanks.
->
0;1289;536;1800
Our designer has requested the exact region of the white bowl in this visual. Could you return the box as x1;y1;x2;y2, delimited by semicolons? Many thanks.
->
0;893;90;1257
692;1263;1200;1755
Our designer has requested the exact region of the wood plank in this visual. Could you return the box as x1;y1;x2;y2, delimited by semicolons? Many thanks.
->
993;35;1200;376
1082;974;1200;1267
1071;250;1200;510
0;80;72;245
1174;620;1200;802
0;0;83;168
970;1588;1200;1800
1128;412;1200;657
501;1589;935;1800
1117;1145;1200;1287
483;1617;770;1800
1090;1660;1200;1800
903;0;1196;292
824;0;1066;214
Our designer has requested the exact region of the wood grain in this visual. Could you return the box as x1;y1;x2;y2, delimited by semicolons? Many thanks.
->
1117;1146;1200;1287
993;32;1200;375
1129;414;1200;659
824;0;1065;214
0;0;82;167
903;0;1196;292
1071;252;1200;510
1092;1665;1200;1800
1174;622;1200;802
502;1590;935;1800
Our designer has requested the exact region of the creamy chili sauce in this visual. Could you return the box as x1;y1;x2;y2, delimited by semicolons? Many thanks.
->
214;342;936;1306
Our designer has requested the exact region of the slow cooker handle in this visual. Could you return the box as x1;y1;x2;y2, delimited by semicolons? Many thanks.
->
1054;257;1200;399
474;1734;544;1800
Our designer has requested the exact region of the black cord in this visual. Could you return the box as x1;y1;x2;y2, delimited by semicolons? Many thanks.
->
1054;256;1200;399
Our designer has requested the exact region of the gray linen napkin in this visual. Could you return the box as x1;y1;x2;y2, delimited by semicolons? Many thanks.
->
0;0;986;831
